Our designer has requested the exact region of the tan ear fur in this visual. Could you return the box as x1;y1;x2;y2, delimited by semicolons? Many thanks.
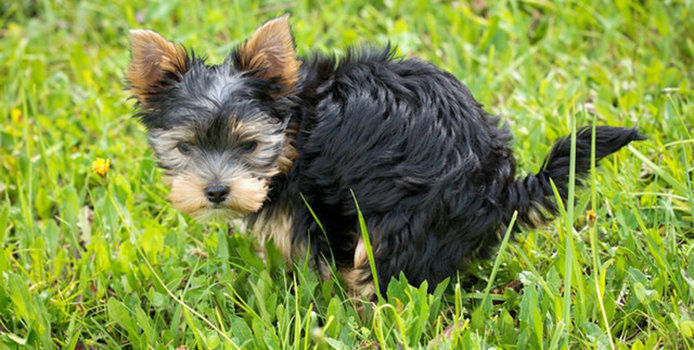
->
127;29;188;103
238;15;301;93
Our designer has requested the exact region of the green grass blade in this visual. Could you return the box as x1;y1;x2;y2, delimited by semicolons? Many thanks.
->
350;189;383;303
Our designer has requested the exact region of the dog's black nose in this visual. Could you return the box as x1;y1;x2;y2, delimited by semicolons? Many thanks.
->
204;184;230;204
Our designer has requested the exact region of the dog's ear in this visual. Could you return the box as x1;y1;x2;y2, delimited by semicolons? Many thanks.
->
237;15;301;93
127;30;188;104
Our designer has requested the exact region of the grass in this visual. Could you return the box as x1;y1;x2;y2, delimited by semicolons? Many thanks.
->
0;0;692;348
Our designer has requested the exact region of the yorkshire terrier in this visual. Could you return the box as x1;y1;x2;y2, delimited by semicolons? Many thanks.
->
127;15;644;300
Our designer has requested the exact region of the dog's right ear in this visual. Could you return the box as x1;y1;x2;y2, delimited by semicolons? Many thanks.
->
127;30;188;105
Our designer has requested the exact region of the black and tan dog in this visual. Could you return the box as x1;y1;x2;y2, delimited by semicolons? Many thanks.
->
126;15;643;300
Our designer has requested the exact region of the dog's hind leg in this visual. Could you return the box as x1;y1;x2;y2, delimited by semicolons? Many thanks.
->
342;237;377;301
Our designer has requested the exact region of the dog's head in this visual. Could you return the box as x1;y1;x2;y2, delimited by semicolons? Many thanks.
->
127;16;299;220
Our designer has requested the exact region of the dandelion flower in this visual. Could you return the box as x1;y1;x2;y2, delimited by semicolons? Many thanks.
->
91;158;110;176
585;209;597;221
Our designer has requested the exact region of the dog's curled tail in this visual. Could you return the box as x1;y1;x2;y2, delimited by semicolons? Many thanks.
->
506;126;645;228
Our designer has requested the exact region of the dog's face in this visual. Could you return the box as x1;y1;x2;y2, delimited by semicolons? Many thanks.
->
127;16;300;220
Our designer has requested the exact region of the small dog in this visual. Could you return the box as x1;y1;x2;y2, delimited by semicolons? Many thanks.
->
126;15;644;300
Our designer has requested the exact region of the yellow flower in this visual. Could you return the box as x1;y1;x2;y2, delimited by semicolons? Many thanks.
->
11;108;22;122
91;158;110;176
585;209;597;221
4;108;23;137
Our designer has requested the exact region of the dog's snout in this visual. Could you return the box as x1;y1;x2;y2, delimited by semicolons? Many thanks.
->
204;184;230;204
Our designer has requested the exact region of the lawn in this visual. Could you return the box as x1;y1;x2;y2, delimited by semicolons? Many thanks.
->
0;0;692;348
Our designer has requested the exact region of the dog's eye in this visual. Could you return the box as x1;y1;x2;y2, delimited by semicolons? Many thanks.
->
177;142;193;155
239;141;257;153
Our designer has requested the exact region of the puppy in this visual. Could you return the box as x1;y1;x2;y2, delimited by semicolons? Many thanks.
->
126;15;644;300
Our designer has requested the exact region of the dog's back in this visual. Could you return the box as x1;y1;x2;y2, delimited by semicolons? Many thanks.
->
287;47;643;298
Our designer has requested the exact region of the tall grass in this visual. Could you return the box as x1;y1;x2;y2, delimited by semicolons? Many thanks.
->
0;0;692;348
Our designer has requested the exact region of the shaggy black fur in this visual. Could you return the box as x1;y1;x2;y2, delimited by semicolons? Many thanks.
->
271;47;644;294
131;31;644;298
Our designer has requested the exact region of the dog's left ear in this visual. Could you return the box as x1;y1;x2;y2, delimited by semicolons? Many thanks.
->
237;15;301;94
